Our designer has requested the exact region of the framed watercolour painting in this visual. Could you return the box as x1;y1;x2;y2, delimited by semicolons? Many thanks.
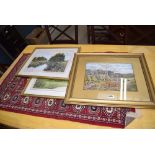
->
65;53;155;108
17;47;79;79
23;78;68;98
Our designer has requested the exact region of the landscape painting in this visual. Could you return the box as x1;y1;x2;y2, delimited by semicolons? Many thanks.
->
84;63;137;91
27;53;68;72
33;79;67;91
18;48;79;79
24;78;68;98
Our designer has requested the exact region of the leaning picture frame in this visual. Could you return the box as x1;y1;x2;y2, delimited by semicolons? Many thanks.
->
65;52;155;108
17;47;80;79
22;78;68;99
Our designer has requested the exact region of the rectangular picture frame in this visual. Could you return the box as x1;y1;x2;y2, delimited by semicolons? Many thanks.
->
23;78;68;99
65;52;155;108
17;47;80;79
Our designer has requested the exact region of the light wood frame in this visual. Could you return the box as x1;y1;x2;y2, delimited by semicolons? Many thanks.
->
65;52;155;108
22;78;68;99
16;47;80;80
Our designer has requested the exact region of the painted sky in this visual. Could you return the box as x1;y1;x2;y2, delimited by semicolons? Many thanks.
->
86;63;134;74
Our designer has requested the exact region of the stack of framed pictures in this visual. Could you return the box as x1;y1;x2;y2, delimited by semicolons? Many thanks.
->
17;47;80;98
18;48;155;108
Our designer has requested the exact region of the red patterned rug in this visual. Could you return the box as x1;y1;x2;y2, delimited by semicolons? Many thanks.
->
0;54;135;128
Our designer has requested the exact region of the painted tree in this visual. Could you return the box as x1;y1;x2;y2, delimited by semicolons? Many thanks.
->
33;57;47;62
48;53;65;62
45;53;66;72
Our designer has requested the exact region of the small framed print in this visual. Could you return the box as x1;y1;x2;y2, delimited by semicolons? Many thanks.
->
17;47;80;79
23;78;68;99
65;52;155;108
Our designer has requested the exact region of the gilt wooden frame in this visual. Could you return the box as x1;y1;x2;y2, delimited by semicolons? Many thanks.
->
65;52;155;108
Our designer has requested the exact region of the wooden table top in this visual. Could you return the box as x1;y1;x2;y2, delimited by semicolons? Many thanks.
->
0;44;155;128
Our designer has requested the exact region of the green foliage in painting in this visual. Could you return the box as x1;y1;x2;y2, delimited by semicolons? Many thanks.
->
28;53;68;72
49;53;65;62
28;57;47;68
33;79;67;89
44;53;67;72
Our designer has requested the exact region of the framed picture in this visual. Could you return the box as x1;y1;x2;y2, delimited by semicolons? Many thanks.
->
17;47;80;79
23;78;68;98
65;52;155;108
